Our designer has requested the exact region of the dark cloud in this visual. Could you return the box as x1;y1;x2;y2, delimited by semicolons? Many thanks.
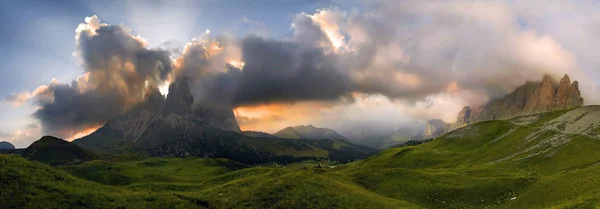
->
232;36;352;105
32;16;172;137
173;13;354;107
17;1;592;139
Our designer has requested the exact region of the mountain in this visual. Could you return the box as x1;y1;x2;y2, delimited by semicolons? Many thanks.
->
273;127;301;139
75;77;376;164
452;74;584;129
274;125;348;141
22;136;98;166
9;106;600;208
0;141;15;149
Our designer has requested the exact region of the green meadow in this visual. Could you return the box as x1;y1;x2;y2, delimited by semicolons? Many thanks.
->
4;108;600;208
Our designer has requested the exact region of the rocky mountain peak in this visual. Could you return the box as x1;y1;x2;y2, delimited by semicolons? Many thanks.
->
555;74;572;108
144;85;165;111
560;74;571;84
193;105;241;132
162;77;194;116
537;74;557;112
451;73;584;129
568;81;584;108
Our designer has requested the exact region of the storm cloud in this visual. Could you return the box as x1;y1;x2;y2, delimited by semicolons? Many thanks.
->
32;16;172;137
8;0;600;140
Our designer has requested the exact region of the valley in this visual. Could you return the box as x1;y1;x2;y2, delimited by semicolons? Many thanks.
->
2;2;600;208
4;106;600;208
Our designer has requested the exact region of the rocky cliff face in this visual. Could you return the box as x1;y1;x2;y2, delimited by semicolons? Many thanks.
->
452;74;584;129
567;81;584;108
422;119;449;139
193;105;241;132
450;107;472;130
81;76;241;144
162;77;194;116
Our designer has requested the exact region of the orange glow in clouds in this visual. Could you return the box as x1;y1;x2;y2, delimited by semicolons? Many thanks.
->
234;102;334;133
66;124;103;141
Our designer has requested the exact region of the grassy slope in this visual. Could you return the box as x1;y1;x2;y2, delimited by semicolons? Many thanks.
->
335;109;600;208
6;107;600;208
1;155;418;209
0;155;204;209
61;157;248;186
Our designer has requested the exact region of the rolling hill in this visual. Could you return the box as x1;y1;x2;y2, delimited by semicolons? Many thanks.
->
5;106;600;208
21;136;98;166
0;141;15;149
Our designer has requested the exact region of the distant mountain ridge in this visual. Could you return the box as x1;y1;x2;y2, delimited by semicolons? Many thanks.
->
452;74;584;129
0;141;14;149
274;125;348;141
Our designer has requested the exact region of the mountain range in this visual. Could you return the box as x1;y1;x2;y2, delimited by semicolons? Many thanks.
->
452;74;583;129
73;77;377;164
274;125;348;141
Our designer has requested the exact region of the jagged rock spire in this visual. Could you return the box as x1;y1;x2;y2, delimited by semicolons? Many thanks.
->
162;77;194;116
452;74;584;129
555;74;571;108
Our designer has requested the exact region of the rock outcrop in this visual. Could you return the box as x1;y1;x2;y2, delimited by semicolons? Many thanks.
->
422;119;450;139
452;74;584;129
567;81;584;108
162;77;194;116
450;107;472;130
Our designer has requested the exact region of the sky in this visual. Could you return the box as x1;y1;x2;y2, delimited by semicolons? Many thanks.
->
1;0;600;148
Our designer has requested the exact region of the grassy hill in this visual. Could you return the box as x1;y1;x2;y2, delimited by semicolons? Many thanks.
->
22;136;99;166
336;106;600;208
0;155;206;209
0;141;15;149
0;155;418;209
273;127;302;139
6;106;600;208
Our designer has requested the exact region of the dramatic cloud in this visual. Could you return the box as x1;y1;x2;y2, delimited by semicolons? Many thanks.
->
227;1;597;133
30;15;172;138
3;85;52;107
8;0;600;143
